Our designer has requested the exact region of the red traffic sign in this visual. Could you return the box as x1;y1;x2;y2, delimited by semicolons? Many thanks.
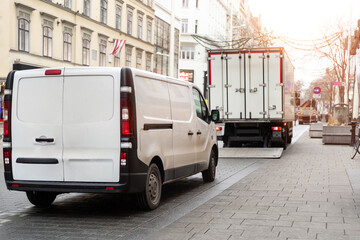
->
313;87;321;94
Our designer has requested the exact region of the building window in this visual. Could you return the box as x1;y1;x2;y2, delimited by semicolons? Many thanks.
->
182;0;188;7
114;53;120;67
43;26;53;57
181;19;188;33
146;53;151;71
18;18;29;52
137;17;143;39
63;32;72;61
147;0;152;7
99;40;106;66
116;6;121;30
126;47;132;67
83;0;90;16
64;0;72;9
82;36;90;65
136;50;142;69
180;46;195;60
180;69;194;82
100;0;107;24
147;21;152;43
195;20;198;34
127;11;133;35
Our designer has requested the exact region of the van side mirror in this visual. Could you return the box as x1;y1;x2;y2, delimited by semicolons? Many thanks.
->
211;110;220;123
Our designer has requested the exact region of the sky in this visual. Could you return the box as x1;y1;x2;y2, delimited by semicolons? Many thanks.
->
249;0;360;85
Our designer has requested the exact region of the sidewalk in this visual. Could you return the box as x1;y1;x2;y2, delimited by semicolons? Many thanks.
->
148;133;360;240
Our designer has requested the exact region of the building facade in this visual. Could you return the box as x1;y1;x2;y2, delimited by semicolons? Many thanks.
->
153;0;181;78
178;0;258;92
0;0;155;82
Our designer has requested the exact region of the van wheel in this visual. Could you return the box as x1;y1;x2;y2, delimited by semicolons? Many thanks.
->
26;191;57;207
137;163;162;210
202;150;216;182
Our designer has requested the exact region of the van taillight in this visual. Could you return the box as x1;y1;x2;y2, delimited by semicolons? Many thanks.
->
121;98;133;136
3;149;11;165
3;99;11;139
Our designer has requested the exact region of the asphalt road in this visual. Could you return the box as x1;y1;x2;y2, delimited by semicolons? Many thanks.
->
0;124;309;240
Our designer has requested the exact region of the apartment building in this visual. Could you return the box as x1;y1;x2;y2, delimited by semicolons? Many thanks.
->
0;0;155;81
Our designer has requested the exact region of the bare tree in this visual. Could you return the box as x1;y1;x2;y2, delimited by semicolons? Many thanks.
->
314;20;349;104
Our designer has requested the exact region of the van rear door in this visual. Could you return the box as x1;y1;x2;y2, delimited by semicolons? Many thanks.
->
12;69;64;181
62;68;120;182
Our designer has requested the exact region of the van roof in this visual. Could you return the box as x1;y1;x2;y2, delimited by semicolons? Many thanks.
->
14;67;194;88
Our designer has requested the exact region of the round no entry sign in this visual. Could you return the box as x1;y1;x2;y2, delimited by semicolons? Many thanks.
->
313;87;321;94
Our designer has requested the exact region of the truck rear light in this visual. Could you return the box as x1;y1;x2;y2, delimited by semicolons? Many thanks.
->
121;98;133;137
45;69;62;75
216;126;222;131
272;126;282;131
3;99;11;139
120;151;127;166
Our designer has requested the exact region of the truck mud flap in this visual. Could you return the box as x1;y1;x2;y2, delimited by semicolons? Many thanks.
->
219;148;283;159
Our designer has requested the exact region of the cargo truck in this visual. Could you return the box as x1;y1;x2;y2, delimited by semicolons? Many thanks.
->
206;47;295;149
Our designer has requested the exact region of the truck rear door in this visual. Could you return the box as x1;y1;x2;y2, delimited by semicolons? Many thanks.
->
245;52;265;119
226;53;245;119
209;52;246;120
265;52;283;119
12;69;64;181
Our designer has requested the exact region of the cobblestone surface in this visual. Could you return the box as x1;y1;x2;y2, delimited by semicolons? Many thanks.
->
0;147;263;240
149;131;360;240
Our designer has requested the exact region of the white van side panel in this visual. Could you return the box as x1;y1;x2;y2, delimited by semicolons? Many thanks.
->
12;73;64;181
168;84;196;170
62;73;120;182
134;75;174;171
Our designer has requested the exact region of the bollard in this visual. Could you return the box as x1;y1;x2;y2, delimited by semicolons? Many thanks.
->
350;121;357;146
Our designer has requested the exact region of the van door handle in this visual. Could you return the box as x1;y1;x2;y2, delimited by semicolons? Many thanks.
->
188;131;194;136
35;138;54;143
197;131;202;135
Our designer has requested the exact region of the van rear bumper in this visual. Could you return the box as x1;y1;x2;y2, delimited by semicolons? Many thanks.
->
5;173;147;194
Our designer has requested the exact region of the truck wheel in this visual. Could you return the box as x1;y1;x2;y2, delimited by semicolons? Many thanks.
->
26;191;57;207
137;163;162;210
202;150;216;182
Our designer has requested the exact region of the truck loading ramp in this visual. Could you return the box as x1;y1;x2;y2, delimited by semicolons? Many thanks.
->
219;148;283;159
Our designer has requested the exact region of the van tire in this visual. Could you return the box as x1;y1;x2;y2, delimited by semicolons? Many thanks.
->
26;191;57;207
137;163;162;210
202;150;216;182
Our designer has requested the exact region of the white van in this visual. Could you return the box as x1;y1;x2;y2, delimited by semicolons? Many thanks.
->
2;67;219;210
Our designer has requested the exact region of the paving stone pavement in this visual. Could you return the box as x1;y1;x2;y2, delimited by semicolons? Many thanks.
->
148;133;360;240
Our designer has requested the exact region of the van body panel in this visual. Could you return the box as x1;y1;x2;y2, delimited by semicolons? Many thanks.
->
195;118;213;169
62;71;120;182
134;75;174;170
12;70;64;181
168;83;196;176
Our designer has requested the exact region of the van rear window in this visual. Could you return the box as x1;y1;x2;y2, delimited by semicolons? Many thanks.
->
64;76;114;123
17;77;63;124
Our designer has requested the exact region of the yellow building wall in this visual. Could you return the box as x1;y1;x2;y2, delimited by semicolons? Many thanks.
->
0;0;155;80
